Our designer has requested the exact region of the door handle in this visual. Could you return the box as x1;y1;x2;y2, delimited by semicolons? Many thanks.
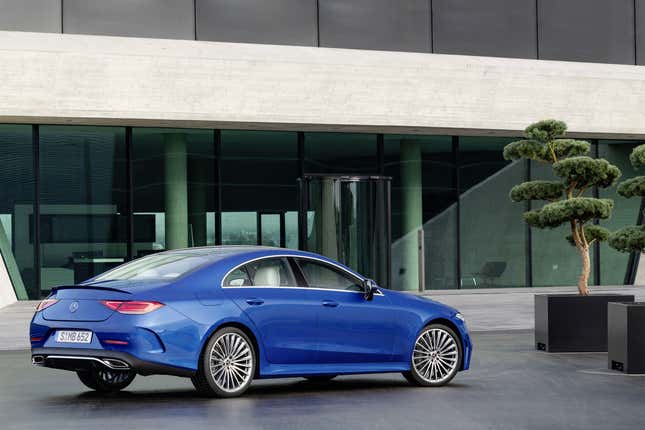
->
321;300;339;308
245;298;264;306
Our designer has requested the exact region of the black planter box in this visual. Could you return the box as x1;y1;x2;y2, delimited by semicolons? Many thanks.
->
535;294;635;352
608;302;645;374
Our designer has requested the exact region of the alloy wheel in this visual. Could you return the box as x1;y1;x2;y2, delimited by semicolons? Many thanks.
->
412;327;459;384
208;332;254;393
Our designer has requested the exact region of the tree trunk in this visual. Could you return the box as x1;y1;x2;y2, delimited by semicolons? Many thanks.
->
577;245;590;296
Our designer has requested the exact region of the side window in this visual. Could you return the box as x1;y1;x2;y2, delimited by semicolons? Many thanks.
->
245;258;297;287
223;267;252;287
297;259;363;291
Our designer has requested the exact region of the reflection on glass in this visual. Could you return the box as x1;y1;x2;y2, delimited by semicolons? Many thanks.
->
39;126;127;292
305;133;377;173
133;128;215;257
459;137;525;288
222;212;257;245
385;135;457;291
0;125;35;298
221;130;298;248
599;141;643;285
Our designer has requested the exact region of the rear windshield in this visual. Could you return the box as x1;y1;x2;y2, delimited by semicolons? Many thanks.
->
93;253;211;282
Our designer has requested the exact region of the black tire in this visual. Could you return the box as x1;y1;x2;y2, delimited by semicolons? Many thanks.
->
304;375;337;382
191;326;256;398
76;367;136;392
403;323;462;387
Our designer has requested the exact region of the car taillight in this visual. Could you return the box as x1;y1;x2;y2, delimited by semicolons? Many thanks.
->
100;300;164;314
35;299;58;312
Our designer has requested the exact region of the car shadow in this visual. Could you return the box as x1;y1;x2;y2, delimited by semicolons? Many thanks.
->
54;376;466;404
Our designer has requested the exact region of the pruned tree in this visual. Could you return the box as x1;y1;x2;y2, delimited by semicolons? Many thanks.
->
504;120;621;295
608;144;645;254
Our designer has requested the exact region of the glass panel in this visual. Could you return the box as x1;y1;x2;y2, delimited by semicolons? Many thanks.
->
133;128;215;256
385;134;457;291
95;252;212;282
304;132;377;173
297;259;363;291
221;130;298;247
598;140;643;285
245;258;296;287
0;125;36;298
260;214;281;246
459;136;526;288
530;160;594;286
39;126;127;292
224;267;252;287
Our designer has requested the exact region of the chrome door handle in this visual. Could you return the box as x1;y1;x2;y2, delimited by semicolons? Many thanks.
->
322;300;339;308
245;298;264;306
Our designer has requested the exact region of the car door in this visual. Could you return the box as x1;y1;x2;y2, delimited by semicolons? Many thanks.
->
293;257;395;364
222;257;318;364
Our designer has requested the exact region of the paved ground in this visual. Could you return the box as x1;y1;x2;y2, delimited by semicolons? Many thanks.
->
2;286;643;350
3;331;644;430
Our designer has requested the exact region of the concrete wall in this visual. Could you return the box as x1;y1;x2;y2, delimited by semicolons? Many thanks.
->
1;31;645;138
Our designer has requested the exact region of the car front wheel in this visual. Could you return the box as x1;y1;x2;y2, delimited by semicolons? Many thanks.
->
192;327;256;398
403;323;462;387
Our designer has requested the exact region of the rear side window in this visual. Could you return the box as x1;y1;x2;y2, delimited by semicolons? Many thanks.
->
296;259;363;291
224;258;296;287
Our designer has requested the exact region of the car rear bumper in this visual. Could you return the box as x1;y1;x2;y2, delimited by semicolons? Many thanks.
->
31;347;195;377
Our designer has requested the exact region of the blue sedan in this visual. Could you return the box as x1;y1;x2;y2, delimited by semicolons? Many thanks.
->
30;246;472;397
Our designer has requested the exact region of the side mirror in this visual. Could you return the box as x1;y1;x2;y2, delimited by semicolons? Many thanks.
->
363;279;378;301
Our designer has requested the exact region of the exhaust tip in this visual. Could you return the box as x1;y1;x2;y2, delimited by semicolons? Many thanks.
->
32;355;45;366
101;358;130;369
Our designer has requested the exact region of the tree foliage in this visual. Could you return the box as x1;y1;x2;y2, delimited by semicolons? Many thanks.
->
566;225;610;246
617;176;645;198
608;145;645;254
553;157;621;189
504;119;621;295
608;226;645;253
629;144;645;169
510;181;564;202
524;198;613;228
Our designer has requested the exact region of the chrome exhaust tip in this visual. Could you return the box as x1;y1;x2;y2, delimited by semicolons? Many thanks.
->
32;355;45;366
100;358;130;370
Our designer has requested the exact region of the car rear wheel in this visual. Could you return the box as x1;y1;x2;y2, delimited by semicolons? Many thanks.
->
191;327;256;398
403;323;462;387
76;367;136;392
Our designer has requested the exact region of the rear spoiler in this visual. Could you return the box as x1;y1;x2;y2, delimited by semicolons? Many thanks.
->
51;285;132;295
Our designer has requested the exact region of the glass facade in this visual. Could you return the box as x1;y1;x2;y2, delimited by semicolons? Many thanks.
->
39;126;127;293
0;124;641;298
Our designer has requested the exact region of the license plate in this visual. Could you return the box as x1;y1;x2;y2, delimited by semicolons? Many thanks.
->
56;330;92;344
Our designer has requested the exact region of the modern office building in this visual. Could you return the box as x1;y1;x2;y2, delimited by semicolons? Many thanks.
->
1;0;644;305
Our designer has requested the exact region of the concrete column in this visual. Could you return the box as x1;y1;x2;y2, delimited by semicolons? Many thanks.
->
164;133;188;250
188;156;208;246
400;139;423;290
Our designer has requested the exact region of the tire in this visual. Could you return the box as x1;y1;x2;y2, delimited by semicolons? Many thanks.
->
191;327;256;398
304;375;337;382
76;367;136;392
403;323;462;387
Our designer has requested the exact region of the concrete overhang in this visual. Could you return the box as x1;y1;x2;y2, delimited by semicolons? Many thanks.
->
1;31;645;138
